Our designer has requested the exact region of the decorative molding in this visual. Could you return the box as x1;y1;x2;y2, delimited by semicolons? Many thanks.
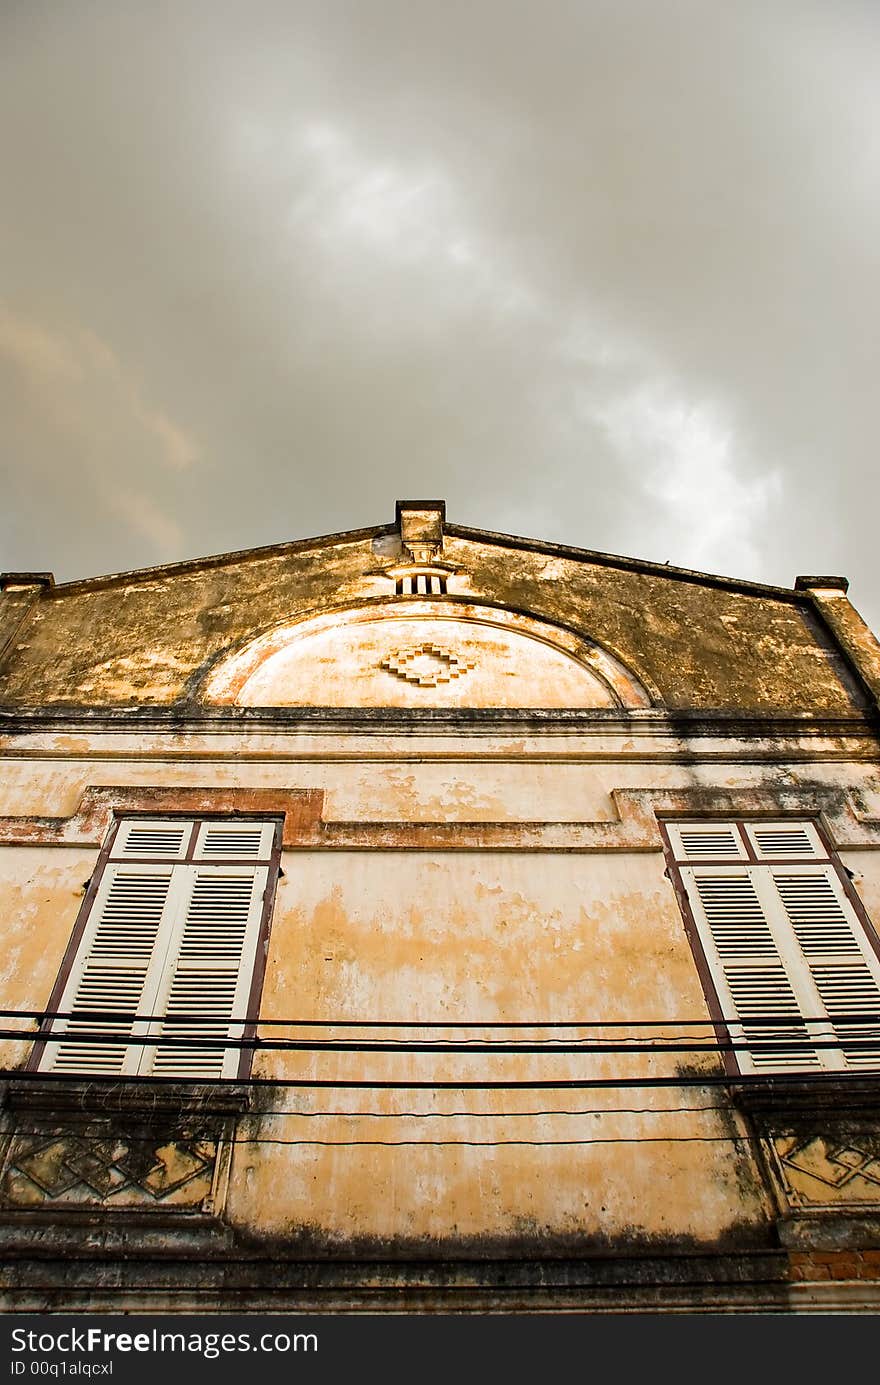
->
769;1135;880;1210
384;566;454;596
732;1083;880;1226
0;1114;232;1213
2;706;877;741
195;598;657;710
2;783;880;854
0;786;321;849
380;643;476;687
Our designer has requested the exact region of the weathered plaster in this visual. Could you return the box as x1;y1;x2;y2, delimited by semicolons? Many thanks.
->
202;606;641;710
0;522;871;713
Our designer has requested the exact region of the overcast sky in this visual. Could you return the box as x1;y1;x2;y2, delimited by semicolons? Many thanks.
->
2;1;879;629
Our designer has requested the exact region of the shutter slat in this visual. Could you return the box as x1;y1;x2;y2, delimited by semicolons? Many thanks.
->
148;866;267;1079
770;866;880;1070
669;824;746;861
723;963;821;1069
194;821;274;862
689;869;822;1072
113;820;192;860
693;875;778;956
745;821;824;860
807;963;880;1067
44;866;175;1075
773;874;861;955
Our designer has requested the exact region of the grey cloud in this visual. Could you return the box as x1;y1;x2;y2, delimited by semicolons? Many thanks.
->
1;1;878;630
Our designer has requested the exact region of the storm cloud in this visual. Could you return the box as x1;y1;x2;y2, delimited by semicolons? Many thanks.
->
2;2;879;628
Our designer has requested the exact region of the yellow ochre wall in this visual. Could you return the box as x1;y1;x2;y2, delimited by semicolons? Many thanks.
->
2;732;880;1252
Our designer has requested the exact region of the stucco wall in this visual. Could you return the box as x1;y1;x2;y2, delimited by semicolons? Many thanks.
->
2;737;879;1254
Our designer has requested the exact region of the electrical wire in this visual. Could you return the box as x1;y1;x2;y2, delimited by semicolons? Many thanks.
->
3;1007;879;1027
7;1028;880;1054
0;1132;779;1148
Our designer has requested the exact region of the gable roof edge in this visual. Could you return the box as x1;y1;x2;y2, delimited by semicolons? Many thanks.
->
445;523;806;603
15;515;822;607
37;524;397;595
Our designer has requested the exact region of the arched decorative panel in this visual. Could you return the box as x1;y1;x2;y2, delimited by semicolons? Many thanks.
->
200;601;654;710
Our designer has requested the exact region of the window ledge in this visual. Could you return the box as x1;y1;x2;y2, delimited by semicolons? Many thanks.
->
0;1077;252;1118
728;1076;880;1120
776;1212;880;1250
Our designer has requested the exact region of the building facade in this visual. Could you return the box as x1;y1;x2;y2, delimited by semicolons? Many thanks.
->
1;500;880;1311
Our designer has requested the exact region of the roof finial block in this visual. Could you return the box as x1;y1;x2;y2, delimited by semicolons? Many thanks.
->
395;501;445;563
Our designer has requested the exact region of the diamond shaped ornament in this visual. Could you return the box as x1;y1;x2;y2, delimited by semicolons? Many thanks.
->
380;643;475;687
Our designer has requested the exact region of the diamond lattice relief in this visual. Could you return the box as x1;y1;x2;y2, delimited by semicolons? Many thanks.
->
379;643;476;688
1;1122;219;1208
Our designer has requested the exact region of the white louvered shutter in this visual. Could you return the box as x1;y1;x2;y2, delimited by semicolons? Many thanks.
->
43;864;178;1074
683;865;828;1072
114;819;191;859
40;818;275;1078
145;864;268;1079
744;820;825;861
667;823;748;862
194;820;275;862
770;867;880;1068
675;820;880;1073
